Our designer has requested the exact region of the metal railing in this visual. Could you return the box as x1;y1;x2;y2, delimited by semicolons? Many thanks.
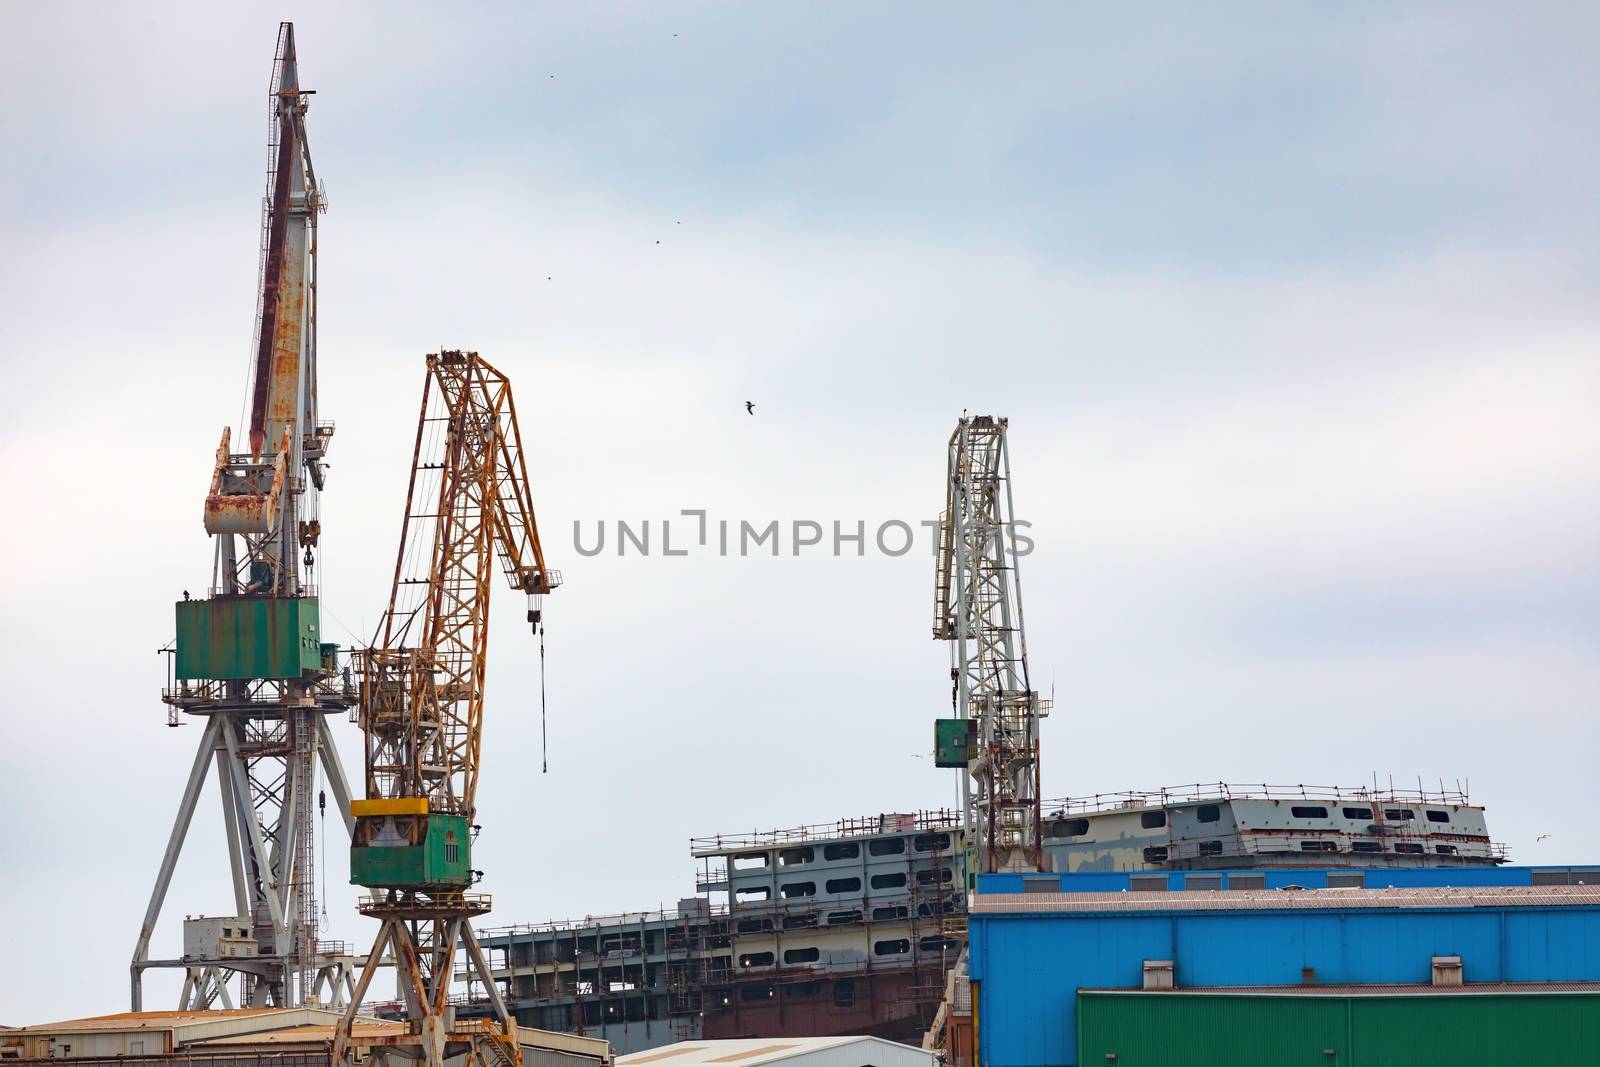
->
357;891;493;913
204;584;319;599
691;809;963;852
163;677;351;707
695;863;729;890
478;904;730;940
1040;781;1479;816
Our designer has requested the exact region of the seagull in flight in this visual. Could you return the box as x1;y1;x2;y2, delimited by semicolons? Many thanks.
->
745;401;755;415
1537;833;1552;842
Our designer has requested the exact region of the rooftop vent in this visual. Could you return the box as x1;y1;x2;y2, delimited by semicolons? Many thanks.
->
1142;960;1175;990
1432;955;1464;986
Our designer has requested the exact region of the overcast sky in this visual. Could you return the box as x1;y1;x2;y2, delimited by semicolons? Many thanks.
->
1;1;1597;1024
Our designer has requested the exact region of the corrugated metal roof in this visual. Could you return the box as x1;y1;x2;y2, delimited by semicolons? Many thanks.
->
12;1009;289;1034
617;1036;933;1067
1082;982;1600;997
970;884;1600;914
513;1027;613;1059
193;1020;609;1058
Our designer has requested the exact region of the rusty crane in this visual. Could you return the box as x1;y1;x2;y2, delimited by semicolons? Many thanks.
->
135;22;360;1011
334;351;560;1067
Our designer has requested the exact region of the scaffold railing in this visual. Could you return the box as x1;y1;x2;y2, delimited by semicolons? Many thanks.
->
1040;782;1480;817
478;904;731;940
691;808;963;853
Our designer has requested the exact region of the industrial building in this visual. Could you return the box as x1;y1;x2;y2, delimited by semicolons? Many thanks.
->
614;1037;935;1067
0;1008;343;1061
963;867;1600;1067
0;1009;610;1067
475;785;1504;1055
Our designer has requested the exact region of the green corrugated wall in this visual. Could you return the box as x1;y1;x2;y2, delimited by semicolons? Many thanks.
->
1076;990;1600;1066
175;595;322;680
1350;994;1600;1064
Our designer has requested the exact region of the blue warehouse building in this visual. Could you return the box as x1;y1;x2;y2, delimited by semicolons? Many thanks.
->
966;866;1600;1067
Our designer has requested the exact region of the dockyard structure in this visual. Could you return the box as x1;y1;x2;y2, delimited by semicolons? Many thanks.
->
963;866;1600;1067
475;784;1504;1055
472;906;710;1053
474;812;963;1054
0;1010;609;1067
133;23;361;1012
686;812;965;1045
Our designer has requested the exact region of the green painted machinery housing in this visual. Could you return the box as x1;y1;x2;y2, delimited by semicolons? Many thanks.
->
934;717;975;768
175;596;322;681
351;814;473;890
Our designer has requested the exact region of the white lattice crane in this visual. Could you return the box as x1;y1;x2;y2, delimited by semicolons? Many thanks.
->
932;416;1048;877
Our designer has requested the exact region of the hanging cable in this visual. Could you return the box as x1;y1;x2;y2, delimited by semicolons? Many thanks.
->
540;623;548;774
318;781;328;933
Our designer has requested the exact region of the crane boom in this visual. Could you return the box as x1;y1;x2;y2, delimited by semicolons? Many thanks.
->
338;350;558;1067
361;350;557;824
932;416;1048;877
248;24;321;464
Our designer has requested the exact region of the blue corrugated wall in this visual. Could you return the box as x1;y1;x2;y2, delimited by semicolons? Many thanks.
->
970;901;1600;1067
977;864;1600;894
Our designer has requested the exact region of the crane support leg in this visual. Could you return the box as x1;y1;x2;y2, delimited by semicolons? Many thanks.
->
317;712;357;836
130;715;224;1010
336;904;519;1067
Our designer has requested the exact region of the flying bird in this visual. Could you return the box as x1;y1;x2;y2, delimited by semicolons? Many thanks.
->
745;401;755;415
1537;834;1552;842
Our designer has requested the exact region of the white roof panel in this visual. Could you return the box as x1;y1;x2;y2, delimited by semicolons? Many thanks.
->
617;1036;933;1067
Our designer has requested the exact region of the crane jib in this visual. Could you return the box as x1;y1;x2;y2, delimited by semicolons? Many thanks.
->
248;106;299;460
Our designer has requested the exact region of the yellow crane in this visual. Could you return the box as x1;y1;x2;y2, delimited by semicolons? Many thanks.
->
335;350;560;1067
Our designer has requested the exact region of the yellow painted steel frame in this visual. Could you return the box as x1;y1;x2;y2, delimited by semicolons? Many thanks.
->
337;351;558;1067
350;797;429;817
360;349;556;824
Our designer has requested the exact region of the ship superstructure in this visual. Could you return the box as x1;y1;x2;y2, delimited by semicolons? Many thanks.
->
1041;783;1501;871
